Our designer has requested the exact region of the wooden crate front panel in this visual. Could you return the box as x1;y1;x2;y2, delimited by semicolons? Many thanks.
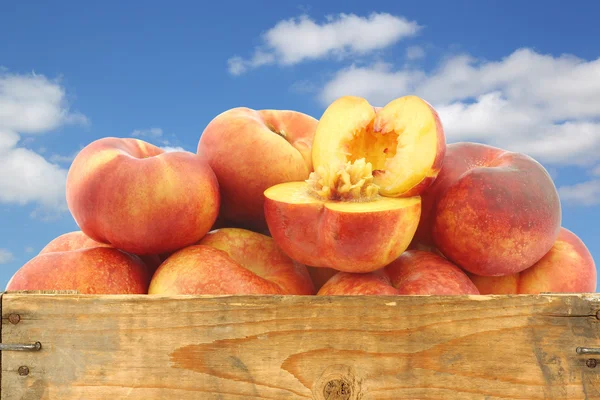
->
2;293;600;399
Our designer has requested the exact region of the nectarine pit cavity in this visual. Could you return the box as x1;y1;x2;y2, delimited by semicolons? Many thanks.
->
306;158;379;201
346;122;399;175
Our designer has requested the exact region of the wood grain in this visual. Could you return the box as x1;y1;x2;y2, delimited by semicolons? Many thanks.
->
2;293;600;399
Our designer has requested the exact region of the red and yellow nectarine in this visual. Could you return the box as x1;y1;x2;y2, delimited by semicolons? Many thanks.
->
198;107;318;232
40;230;162;274
468;227;596;294
317;250;479;296
416;142;561;276
148;228;315;295
6;247;151;294
66;137;220;256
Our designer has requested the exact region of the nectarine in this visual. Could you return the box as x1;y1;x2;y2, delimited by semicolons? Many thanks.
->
468;227;596;294
264;159;421;273
66;138;220;256
311;95;445;197
317;250;479;296
198;107;318;232
417;142;561;276
6;247;151;294
148;228;315;295
40;230;162;274
318;270;401;296
386;250;479;295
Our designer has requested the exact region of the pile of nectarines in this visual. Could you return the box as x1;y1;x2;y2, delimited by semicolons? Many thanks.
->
6;94;596;296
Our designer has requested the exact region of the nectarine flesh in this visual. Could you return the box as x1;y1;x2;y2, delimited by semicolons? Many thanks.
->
264;159;421;273
311;95;445;198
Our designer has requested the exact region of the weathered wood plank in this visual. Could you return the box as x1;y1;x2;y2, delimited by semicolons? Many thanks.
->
2;293;600;399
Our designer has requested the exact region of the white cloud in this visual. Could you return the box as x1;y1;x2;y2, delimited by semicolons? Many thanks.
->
0;71;88;133
406;45;425;60
131;127;163;138
592;165;600;176
558;180;600;206
0;141;68;214
319;48;600;168
0;70;87;218
228;12;421;75
160;146;189;153
0;249;14;264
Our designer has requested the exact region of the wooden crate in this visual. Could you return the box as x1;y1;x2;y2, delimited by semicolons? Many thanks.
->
1;291;599;399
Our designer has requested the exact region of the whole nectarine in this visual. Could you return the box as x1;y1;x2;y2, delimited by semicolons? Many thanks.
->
417;142;561;276
468;227;596;294
40;230;162;274
198;107;318;232
6;247;151;294
66;137;220;256
148;228;315;295
317;250;478;296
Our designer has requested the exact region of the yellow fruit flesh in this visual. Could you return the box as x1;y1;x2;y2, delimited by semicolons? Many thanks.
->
312;95;440;197
265;181;420;212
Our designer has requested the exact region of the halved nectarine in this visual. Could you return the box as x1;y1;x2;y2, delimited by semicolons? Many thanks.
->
264;94;445;273
311;95;445;197
264;159;421;273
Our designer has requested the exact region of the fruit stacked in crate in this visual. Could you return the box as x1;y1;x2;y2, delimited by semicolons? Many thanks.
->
7;96;596;295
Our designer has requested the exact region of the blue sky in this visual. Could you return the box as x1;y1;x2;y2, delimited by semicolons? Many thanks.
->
1;1;599;289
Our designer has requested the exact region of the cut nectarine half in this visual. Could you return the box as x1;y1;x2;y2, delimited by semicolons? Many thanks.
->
264;159;421;273
312;95;445;197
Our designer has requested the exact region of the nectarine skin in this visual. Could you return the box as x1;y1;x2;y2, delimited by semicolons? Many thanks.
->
317;270;401;295
148;244;314;295
420;142;561;276
468;227;596;294
198;107;317;232
66;137;220;256
6;247;151;294
40;230;162;274
317;250;479;296
264;185;422;273
196;228;315;295
386;250;479;295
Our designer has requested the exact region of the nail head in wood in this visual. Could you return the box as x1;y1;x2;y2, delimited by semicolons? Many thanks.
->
8;313;21;324
18;366;29;376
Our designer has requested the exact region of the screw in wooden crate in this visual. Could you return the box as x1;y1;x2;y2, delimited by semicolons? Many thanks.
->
587;359;598;368
18;366;29;376
8;313;20;324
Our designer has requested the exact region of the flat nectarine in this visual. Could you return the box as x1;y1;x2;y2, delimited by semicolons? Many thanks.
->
148;228;315;295
468;227;596;294
66;137;220;256
386;250;479;295
317;250;478;296
417;142;561;276
197;107;317;232
40;230;162;274
6;247;151;294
